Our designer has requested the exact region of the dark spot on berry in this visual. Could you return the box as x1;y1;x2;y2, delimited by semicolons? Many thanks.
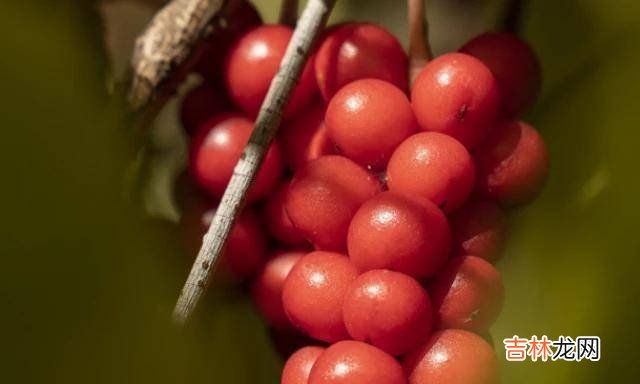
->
456;104;468;122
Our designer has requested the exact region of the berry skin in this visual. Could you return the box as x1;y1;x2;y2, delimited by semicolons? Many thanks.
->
252;251;305;329
474;120;549;206
224;24;316;118
282;346;326;384
179;84;229;136
451;200;507;263
347;191;451;279
315;23;408;101
190;114;284;202
342;270;433;356
387;132;476;213
325;79;418;169
281;103;337;171
286;156;382;251
429;255;505;333
460;32;541;118
262;181;307;246
411;53;500;149
195;0;262;83
309;341;407;384
282;252;359;343
404;329;498;384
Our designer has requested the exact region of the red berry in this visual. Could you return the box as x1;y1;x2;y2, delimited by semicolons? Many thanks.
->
309;341;406;384
411;53;500;149
315;23;408;101
343;270;433;356
281;103;337;171
429;255;505;333
282;346;326;384
474;120;549;206
404;329;498;384
252;251;305;329
387;132;475;213
325;79;417;169
460;32;541;118
451;200;507;263
180;84;229;136
262;181;307;246
286;156;382;251
224;24;316;118
348;191;450;279
282;251;359;343
190;114;284;202
195;0;262;83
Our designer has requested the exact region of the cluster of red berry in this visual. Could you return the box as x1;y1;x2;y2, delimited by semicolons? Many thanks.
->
176;2;548;383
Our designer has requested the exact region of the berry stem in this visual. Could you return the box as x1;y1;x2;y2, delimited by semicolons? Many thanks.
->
279;0;299;27
408;0;432;84
172;0;336;325
500;0;526;34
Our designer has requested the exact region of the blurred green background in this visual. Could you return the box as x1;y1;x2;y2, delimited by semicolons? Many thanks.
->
2;0;639;382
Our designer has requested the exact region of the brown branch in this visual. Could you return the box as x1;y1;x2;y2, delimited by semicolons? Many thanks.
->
279;0;299;27
408;0;432;84
128;0;226;110
172;0;336;325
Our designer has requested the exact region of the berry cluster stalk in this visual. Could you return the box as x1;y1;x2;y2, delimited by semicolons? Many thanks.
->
172;0;337;325
408;0;432;84
279;0;299;27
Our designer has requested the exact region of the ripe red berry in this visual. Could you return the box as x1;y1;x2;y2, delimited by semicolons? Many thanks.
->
348;191;450;279
282;251;359;342
411;53;500;149
224;24;316;118
325;79;417;169
429;255;505;333
262;181;307;246
252;251;305;329
343;270;433;356
286;156;382;251
474;120;549;206
190;114;284;202
404;329;498;384
281;103;337;171
309;341;407;384
282;346;326;384
387;132;475;213
460;32;541;118
451;200;507;263
179;84;229;136
315;23;408;101
195;0;262;83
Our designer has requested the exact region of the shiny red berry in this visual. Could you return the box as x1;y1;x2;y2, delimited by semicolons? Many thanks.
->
325;79;417;169
348;191;450;279
280;103;337;171
404;329;498;384
282;251;359;343
309;341;407;384
411;53;500;149
262;181;307;246
474;120;549;206
252;251;305;329
343;270;433;356
451;200;507;263
429;255;505;333
286;156;382;251
282;346;326;384
315;23;408;101
460;32;541;118
224;24;316;118
179;84;229;136
190;114;284;202
387;132;475;213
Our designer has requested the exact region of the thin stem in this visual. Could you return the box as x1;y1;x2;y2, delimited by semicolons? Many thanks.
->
172;0;336;325
408;0;432;85
279;0;299;27
501;0;526;34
